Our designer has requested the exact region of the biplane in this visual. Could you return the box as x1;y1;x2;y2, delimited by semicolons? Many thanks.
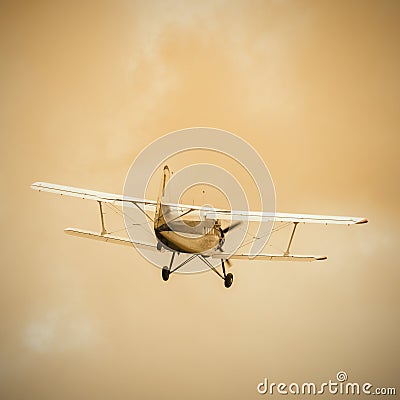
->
31;165;367;288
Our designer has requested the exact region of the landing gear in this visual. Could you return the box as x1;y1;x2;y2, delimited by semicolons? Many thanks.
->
162;266;170;281
221;259;233;289
161;252;175;282
161;252;235;288
224;272;234;288
198;257;234;288
161;253;198;283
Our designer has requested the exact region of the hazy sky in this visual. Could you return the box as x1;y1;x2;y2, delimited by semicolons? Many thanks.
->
1;1;399;399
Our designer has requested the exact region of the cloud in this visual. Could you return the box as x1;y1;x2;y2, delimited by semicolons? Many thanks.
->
24;309;96;353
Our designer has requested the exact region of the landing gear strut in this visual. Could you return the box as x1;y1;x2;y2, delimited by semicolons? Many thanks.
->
161;253;198;282
198;256;234;289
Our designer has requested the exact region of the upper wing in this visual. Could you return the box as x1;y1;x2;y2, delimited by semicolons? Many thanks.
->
31;182;157;211
161;205;367;225
31;182;367;225
203;209;368;225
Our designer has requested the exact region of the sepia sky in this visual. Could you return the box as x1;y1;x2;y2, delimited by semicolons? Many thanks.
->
1;1;399;399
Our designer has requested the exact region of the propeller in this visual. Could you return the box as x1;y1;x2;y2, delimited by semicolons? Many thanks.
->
222;221;242;234
218;245;232;267
219;221;242;267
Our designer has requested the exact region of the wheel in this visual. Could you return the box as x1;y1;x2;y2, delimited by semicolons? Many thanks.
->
224;273;233;288
162;266;170;281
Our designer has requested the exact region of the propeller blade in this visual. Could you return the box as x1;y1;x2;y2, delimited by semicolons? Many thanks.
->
222;221;242;234
219;248;233;268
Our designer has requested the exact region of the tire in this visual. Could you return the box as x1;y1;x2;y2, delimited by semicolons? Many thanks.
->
224;273;233;288
162;266;170;281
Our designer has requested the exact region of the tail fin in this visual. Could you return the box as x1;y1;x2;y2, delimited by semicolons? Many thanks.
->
154;165;170;230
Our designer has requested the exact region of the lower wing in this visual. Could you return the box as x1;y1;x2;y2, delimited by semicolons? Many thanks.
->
211;252;327;262
65;228;326;262
64;228;157;250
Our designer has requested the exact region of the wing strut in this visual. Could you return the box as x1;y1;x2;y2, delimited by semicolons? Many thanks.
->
98;201;107;236
284;222;299;256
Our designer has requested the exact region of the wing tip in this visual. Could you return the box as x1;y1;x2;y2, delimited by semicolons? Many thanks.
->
316;256;328;261
30;181;41;189
356;218;368;224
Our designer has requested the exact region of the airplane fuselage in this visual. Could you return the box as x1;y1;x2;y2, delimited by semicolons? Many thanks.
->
155;220;223;254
